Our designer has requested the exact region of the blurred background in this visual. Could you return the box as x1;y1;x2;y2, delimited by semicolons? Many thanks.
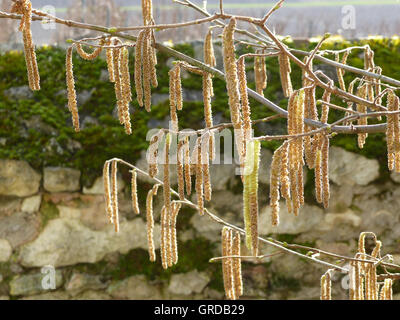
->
0;0;400;300
1;0;400;46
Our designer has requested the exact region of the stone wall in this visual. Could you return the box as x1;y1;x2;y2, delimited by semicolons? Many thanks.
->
0;145;400;300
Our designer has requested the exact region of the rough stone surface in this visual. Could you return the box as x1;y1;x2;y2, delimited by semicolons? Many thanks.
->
43;167;81;192
10;271;63;296
0;160;41;197
0;212;40;248
259;203;324;235
65;273;107;295
21;195;42;213
21;291;70;300
329;147;379;186
168;270;210;296
4;85;33;100
107;275;162;299
19;217;161;267
0;239;12;262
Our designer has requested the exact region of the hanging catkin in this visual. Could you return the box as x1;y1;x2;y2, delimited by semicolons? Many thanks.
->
278;52;293;98
177;140;185;200
174;65;183;111
160;205;168;269
111;160;119;232
243;140;260;256
321;134;330;209
135;30;145;107
380;279;393;300
103;161;113;223
171;202;181;265
335;51;349;91
184;136;192;196
270;145;282;226
204;29;216;68
232;231;243;299
386;90;400;172
131;169;139;214
148;129;164;178
146;184;160;262
143;30;152;112
120;46;132;135
195;137;205;215
169;66;178;132
202;134;212;202
222;18;245;162
238;57;252;144
163;133;172;218
112;41;124;125
254;51;267;96
105;38;115;82
12;0;40;91
287;90;305;216
75;43;102;61
320;270;332;300
66;46;80;132
222;227;235;300
356;84;368;149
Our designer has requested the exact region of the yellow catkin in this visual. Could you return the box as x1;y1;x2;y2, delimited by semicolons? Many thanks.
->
238;57;252;144
143;30;152;112
169;67;178;132
320;271;332;300
315;144;323;204
320;86;332;124
287;90;305;215
105;38;115;82
304;85;317;169
175;65;183;111
204;29;216;68
279;141;292;213
103;161;113;223
184;136;192;195
335;51;349;91
160;205;168;269
66;46;80;132
321;134;330;209
386;90;400;172
356;84;368;148
254;51;267;96
75;43;102;61
163;133;172;218
131;169;139;214
232;231;243;299
146;184;160;262
380;279;393;300
148;130;164;178
171;202;181;265
111;160;119;233
111;42;123;124
202;135;212;202
222;18;245;163
12;0;40;91
177;140;185;200
195;137;204;215
120;47;132;135
278;52;293;98
135;30;145;107
222;227;235;300
243;140;261;255
270;146;282;226
149;31;158;88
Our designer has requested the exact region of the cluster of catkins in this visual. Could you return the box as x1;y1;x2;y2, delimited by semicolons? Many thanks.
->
320;232;393;300
221;227;243;300
66;37;135;134
11;0;40;91
65;0;157;133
